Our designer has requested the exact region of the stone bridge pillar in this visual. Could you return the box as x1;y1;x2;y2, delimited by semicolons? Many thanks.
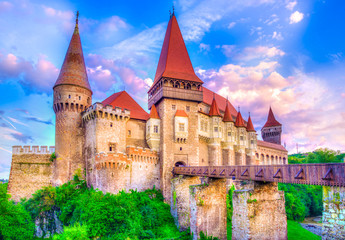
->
232;181;287;240
171;175;200;231
189;178;227;240
322;186;345;240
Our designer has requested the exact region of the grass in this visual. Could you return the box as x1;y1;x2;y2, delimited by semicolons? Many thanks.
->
287;220;321;240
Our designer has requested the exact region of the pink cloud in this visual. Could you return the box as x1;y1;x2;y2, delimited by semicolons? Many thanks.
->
0;52;59;93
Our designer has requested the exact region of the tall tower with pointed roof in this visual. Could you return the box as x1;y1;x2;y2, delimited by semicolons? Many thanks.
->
150;13;203;199
52;12;92;186
261;107;282;145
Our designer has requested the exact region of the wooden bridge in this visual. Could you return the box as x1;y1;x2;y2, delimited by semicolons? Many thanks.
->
173;163;345;186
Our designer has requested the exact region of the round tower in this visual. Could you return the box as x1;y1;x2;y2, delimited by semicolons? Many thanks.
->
261;107;282;145
52;12;92;186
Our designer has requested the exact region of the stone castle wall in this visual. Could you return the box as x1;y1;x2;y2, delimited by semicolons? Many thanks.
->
8;146;55;202
322;186;345;240
94;147;160;194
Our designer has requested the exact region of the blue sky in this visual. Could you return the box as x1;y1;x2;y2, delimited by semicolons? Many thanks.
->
0;0;345;178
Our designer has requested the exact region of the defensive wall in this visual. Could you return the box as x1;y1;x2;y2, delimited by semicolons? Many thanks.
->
94;146;160;194
8;146;55;202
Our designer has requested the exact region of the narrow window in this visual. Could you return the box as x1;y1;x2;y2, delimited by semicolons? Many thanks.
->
79;96;81;100
68;95;71;99
110;123;113;127
214;127;218;132
179;123;185;132
228;132;231;137
154;125;158;133
128;130;131;137
148;126;150;133
186;106;190;112
240;136;244;141
172;105;176;110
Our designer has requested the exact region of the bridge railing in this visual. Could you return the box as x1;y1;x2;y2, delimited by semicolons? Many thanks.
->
173;163;345;186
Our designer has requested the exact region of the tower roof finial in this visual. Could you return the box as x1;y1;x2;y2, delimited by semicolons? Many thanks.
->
172;4;175;16
76;11;79;24
238;106;240;112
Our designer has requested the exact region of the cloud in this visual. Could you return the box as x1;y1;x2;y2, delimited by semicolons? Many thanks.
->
264;14;279;25
228;22;236;29
10;132;33;143
234;46;285;61
272;31;283;41
289;11;304;24
221;45;236;58
197;60;345;153
0;1;12;13
199;43;210;53
7;117;29;127
25;117;53;125
286;1;297;11
0;52;59;93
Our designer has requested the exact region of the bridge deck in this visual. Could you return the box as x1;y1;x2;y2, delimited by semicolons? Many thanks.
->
173;163;345;186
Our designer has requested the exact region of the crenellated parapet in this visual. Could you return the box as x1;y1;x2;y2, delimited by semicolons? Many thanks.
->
126;146;159;164
82;102;130;123
12;146;55;155
95;146;159;170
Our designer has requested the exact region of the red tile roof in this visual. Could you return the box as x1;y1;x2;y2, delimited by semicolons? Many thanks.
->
223;101;234;122
102;91;149;121
246;116;255;132
209;97;221;117
149;104;160;119
263;107;281;128
54;19;91;92
150;15;203;91
175;110;188;117
257;140;287;152
202;87;237;117
235;111;245;127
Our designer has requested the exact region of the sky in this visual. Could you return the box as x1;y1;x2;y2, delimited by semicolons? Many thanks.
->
0;0;345;179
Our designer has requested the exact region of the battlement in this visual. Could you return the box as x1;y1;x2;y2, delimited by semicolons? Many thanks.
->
12;146;55;155
126;146;159;164
82;102;130;122
95;152;131;170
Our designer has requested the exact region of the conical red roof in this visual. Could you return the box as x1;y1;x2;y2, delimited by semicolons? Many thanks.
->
209;97;221;117
150;15;203;91
223;101;234;122
246;116;255;132
54;15;91;92
235;111;245;127
263;107;281;128
175;110;188;117
149;104;160;119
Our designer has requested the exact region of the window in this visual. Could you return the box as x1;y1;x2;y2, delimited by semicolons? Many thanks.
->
214;127;218;132
240;136;244;141
110;123;113;127
179;123;185;132
128;130;131;137
172;105;176;110
154;125;159;133
228;132;231;137
79;96;81;100
68;95;71;99
186;106;190;112
251;140;254;144
109;143;116;152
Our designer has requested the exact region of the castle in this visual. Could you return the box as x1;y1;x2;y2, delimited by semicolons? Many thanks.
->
8;13;287;202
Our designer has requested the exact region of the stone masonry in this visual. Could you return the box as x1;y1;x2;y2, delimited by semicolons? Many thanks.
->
190;178;227;240
322;186;345;240
232;181;287;240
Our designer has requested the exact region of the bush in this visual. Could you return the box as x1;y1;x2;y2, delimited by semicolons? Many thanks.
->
53;223;88;240
0;183;35;240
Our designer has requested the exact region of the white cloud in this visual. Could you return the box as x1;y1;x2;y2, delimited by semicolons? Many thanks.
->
272;31;283;40
234;46;285;61
286;1;297;11
199;43;210;53
228;22;236;29
289;11;304;24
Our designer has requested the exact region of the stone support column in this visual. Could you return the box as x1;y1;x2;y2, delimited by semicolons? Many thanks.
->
171;175;200;231
189;178;227;240
232;181;287;240
322;186;345;240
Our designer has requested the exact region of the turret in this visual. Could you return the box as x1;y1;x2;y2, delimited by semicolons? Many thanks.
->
235;110;246;147
223;99;235;143
261;107;282;145
52;12;92;185
209;96;222;140
146;104;161;151
246;114;257;149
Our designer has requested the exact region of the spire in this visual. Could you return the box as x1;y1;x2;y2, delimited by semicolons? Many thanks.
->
150;14;203;91
246;114;256;132
235;111;245;127
223;100;234;122
263;107;281;128
149;104;160;119
209;95;221;116
53;11;92;92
